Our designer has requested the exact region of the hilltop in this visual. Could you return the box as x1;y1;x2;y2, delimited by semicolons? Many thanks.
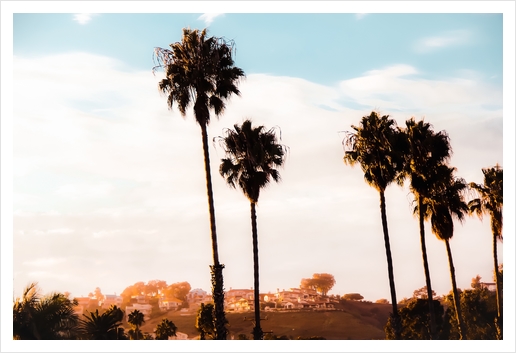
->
138;300;392;340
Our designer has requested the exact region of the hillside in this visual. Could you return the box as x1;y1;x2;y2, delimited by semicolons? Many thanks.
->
137;300;393;340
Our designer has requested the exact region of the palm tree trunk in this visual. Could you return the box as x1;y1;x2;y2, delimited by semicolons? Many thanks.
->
379;190;401;340
445;239;467;339
492;225;502;339
250;201;263;340
418;196;437;339
200;123;227;340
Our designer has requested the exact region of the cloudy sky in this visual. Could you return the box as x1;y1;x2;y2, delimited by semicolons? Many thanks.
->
2;1;515;350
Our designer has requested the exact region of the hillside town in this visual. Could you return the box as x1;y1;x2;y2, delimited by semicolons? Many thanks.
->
73;286;340;322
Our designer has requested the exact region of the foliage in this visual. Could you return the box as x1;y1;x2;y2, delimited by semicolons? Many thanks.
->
127;309;145;340
375;299;390;304
13;282;79;340
163;282;192;303
195;303;215;340
442;287;498;339
342;293;364;301
78;306;125;340
300;273;336;296
385;297;446;339
154;318;178;340
412;286;437;300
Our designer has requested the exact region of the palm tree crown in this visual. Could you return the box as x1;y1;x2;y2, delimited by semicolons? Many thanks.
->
468;164;503;240
219;119;286;203
343;111;405;191
154;27;245;126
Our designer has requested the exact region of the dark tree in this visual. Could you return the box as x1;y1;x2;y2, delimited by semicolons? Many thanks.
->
218;119;287;339
343;111;405;339
401;117;452;339
468;164;503;339
154;28;245;340
154;318;178;340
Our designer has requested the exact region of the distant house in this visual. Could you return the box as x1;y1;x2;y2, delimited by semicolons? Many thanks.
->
125;303;152;321
159;296;183;311
169;331;189;340
73;297;92;316
480;282;497;291
101;294;123;310
225;288;254;312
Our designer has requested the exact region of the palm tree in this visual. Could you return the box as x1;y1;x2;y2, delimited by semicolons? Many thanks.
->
418;165;469;339
78;306;124;340
13;282;79;340
402;117;452;339
468;164;503;339
154;318;178;340
153;27;245;340
218;119;287;340
127;309;145;340
343;111;405;340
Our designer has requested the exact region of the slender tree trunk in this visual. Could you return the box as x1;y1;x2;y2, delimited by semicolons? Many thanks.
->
200;123;227;340
445;239;467;340
379;190;401;340
250;202;263;340
492;225;502;339
418;196;437;339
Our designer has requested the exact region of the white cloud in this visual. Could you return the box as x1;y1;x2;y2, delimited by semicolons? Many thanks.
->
414;30;471;53
355;13;368;20
73;13;94;25
198;13;223;26
11;52;504;304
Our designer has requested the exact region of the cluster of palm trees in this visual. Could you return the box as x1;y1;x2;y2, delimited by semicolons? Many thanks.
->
343;111;503;340
13;283;179;340
153;28;285;340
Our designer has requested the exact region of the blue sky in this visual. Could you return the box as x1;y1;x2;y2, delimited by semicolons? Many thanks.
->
2;1;515;350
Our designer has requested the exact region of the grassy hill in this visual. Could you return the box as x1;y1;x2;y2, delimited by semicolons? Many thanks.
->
137;300;393;340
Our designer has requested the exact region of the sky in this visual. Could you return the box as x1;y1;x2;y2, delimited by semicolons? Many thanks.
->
2;1;515;351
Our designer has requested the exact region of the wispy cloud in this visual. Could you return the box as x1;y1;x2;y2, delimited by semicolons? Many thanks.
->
414;30;471;53
198;13;223;26
355;13;368;20
73;13;94;25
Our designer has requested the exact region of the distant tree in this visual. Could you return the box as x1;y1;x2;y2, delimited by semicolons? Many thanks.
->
195;303;215;340
154;318;178;340
94;287;105;303
376;299;390;304
412;286;437;300
468;164;503;339
301;273;335;296
237;333;249;340
13;283;79;340
127;309;145;340
164;282;192;303
343;293;364;301
471;275;482;289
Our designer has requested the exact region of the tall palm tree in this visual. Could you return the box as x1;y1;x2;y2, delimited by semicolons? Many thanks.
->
402;117;452;339
153;27;245;340
78;306;124;340
127;309;145;340
343;111;405;340
468;164;503;339
13;283;79;340
418;165;468;339
218;119;287;340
